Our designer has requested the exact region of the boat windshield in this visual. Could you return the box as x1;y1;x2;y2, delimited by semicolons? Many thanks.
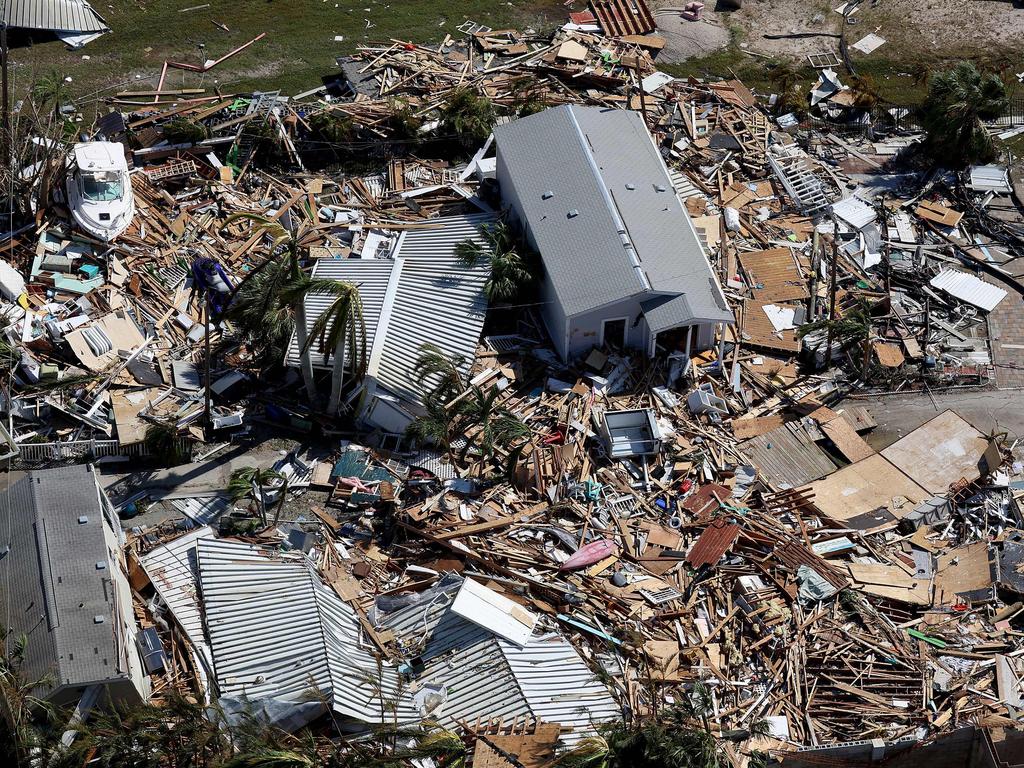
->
80;170;124;202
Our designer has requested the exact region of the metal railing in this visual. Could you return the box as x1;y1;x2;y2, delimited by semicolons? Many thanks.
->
14;439;151;466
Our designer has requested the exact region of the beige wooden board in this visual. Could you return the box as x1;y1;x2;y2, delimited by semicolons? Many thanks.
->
880;410;989;494
803;454;928;523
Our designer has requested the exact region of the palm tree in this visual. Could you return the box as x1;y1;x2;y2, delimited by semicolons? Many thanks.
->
908;61;930;88
768;60;804;114
228;466;285;525
144;420;190;466
0;636;62;767
455;385;531;465
226;259;300;365
59;692;229;768
31;70;69;121
220;748;316;768
455;221;533;303
798;300;874;374
224;214;322;403
919;61;1008;166
439;88;497;148
850;74;881;111
553;700;729;768
509;76;551;117
411;343;466;403
384;98;423;143
301;280;367;415
405;396;456;453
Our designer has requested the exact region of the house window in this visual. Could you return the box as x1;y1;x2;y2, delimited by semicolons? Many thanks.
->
601;318;627;350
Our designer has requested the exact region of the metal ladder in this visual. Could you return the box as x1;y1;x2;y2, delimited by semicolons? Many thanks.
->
769;151;831;214
231;90;281;168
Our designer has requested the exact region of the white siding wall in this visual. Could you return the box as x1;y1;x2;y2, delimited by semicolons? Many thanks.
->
565;297;648;360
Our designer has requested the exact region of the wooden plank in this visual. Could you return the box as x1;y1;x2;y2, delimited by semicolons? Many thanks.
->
820;417;875;463
432;502;547;540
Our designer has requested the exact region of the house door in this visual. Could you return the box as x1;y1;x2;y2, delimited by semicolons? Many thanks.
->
602;318;627;350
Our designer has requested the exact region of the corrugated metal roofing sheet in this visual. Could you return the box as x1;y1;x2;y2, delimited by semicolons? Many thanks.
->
377;576;617;744
198;538;415;723
741;418;837;488
375;214;491;404
3;0;109;32
686;519;741;568
500;634;620;745
831;196;876;230
287;214;492;408
169;495;230;525
285;257;396;369
140;527;215;675
929;269;1007;312
969;165;1011;194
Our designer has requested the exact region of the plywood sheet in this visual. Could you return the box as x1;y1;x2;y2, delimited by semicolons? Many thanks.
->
803;454;928;523
880;410;988;494
821;416;875;463
739;248;809;302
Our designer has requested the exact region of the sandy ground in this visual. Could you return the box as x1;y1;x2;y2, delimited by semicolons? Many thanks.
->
652;0;1024;63
653;7;733;62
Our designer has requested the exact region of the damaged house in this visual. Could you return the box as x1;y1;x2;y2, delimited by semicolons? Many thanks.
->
286;213;493;434
493;104;733;360
0;464;150;707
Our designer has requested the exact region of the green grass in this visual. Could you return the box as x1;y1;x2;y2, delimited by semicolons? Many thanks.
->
661;46;1021;110
9;0;563;105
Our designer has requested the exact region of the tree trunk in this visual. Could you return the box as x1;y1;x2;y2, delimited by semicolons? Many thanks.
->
294;299;318;404
327;331;347;415
271;478;289;528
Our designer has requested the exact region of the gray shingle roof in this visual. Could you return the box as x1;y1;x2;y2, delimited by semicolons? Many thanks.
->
0;465;122;696
2;0;109;33
494;105;732;325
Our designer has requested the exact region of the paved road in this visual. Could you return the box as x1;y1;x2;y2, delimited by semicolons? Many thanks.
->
847;388;1024;450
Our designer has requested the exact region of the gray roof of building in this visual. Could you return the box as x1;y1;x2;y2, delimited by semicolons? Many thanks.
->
286;213;492;406
0;465;122;696
493;105;732;326
2;0;109;32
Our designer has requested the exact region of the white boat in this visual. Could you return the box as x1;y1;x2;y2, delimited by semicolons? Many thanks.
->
65;142;135;242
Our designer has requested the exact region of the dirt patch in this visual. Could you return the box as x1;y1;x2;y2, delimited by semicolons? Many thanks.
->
653;7;733;62
652;0;1024;65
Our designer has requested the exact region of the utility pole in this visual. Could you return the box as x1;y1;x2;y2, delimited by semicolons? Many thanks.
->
825;228;839;365
809;227;820;321
922;295;931;375
633;57;648;127
1;23;10;168
203;300;212;440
